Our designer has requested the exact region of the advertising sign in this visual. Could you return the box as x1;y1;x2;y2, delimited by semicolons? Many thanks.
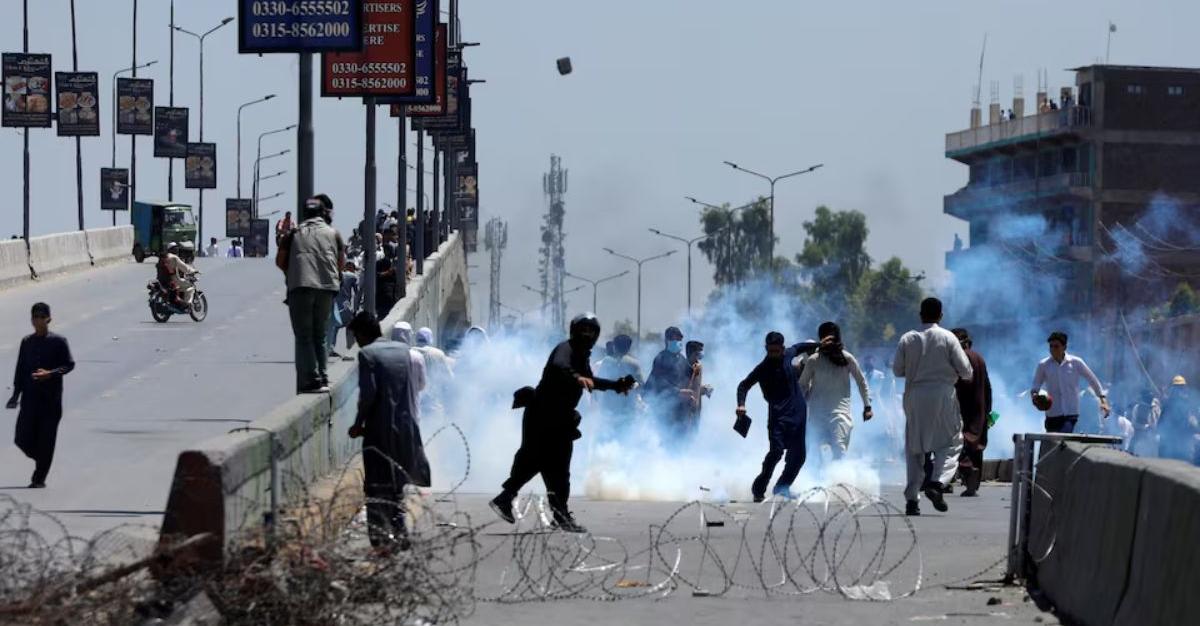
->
239;0;364;54
248;218;271;257
456;160;478;229
321;0;416;98
185;142;217;189
226;198;253;238
378;0;437;106
154;107;189;158
100;168;130;211
116;78;154;135
415;53;461;130
398;23;446;117
54;71;99;136
2;53;52;128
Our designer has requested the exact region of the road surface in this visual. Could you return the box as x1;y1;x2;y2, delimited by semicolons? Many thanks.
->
0;257;325;541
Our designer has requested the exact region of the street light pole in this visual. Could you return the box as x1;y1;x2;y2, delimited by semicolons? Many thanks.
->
565;270;629;316
648;227;728;315
721;162;824;272
602;248;676;343
174;17;234;247
237;94;275;197
110;60;157;225
254;125;296;217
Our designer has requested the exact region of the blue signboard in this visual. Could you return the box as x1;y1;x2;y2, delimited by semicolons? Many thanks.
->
239;0;364;54
377;0;438;105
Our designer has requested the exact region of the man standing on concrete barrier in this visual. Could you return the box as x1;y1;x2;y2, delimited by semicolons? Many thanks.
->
950;328;991;497
6;303;75;488
893;298;972;516
1030;331;1109;434
347;312;431;550
277;194;345;394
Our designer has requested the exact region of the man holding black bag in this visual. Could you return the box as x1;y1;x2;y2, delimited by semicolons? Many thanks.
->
736;332;813;502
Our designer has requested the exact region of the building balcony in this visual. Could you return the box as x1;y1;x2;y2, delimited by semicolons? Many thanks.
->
944;172;1092;219
945;107;1092;159
946;243;1093;272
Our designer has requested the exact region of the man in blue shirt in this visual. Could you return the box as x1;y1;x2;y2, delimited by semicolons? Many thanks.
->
736;332;811;501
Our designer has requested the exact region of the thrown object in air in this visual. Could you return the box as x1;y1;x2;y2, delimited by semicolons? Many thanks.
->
1032;390;1053;412
556;57;573;75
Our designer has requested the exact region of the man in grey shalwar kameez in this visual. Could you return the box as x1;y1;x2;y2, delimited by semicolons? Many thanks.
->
892;298;973;516
347;312;431;549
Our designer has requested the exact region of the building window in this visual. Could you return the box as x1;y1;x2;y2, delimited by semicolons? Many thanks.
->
1126;84;1144;95
1168;85;1184;96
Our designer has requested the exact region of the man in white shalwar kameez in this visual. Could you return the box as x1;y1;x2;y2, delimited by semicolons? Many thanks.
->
892;298;973;516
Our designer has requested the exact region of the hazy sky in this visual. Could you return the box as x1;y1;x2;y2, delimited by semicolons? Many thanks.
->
2;1;1197;332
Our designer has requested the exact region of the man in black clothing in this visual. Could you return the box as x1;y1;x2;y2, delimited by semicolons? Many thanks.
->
645;326;694;439
737;332;810;501
6;303;75;488
491;314;635;532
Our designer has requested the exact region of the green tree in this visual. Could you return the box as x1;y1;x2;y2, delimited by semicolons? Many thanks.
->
796;206;872;301
852;257;925;346
696;198;773;286
1167;282;1200;318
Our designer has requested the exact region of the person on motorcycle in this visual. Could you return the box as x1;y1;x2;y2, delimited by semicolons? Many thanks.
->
157;242;198;309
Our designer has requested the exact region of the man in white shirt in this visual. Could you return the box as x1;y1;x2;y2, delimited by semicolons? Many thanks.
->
390;322;428;422
204;237;220;258
1030;331;1110;433
892;298;973;516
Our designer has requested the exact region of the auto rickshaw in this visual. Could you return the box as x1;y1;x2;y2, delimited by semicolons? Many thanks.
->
131;200;197;263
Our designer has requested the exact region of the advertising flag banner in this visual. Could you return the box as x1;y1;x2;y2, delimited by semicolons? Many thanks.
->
185;142;217;189
54;71;99;136
379;0;437;106
322;0;417;98
248;218;271;257
154;107;189;158
100;168;130;211
397;23;446;117
239;0;364;54
116;78;154;135
226;198;253;238
2;53;52;128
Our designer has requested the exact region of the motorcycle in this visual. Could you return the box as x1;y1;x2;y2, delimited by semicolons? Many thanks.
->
147;273;208;323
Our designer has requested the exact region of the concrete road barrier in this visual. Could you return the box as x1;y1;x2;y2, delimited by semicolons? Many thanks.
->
1113;458;1200;626
159;233;470;563
0;237;31;287
29;230;91;277
86;225;134;265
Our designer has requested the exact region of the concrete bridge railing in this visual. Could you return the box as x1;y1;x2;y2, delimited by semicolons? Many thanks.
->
1028;442;1200;625
0;225;133;289
158;233;471;562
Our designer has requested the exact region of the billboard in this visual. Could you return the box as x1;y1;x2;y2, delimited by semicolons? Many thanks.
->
239;0;364;54
185;142;217;189
248;218;270;257
398;23;446;117
322;0;417;98
116;78;153;135
54;71;99;136
100;168;130;211
2;53;52;128
226;198;253;238
153;107;189;158
378;0;437;106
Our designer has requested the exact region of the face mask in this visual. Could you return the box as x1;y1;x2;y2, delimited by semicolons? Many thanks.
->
667;340;683;354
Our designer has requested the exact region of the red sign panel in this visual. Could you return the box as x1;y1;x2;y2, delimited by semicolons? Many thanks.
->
321;0;416;98
397;23;447;117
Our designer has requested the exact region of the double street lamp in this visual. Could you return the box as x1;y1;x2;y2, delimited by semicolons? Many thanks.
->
254;125;295;217
173;16;235;244
523;283;585;319
110;60;158;169
603;248;677;343
721;161;824;270
565;270;629;316
648;226;728;315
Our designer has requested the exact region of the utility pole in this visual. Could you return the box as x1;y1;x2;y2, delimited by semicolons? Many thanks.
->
484;217;507;327
541;155;568;331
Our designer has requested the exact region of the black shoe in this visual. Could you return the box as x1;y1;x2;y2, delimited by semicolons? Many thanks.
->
329;350;342;360
28;481;45;489
941;483;954;494
961;489;979;497
489;494;515;523
924;483;949;512
752;494;765;503
551;512;588;534
905;500;920;516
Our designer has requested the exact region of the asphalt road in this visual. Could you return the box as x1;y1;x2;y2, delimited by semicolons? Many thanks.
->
423;487;1057;626
0;257;302;541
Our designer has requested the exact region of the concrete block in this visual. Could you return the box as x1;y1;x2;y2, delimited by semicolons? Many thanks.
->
997;458;1013;482
86;225;134;264
29;230;91;276
981;459;999;482
0;237;30;287
1036;444;1145;626
1114;458;1200;626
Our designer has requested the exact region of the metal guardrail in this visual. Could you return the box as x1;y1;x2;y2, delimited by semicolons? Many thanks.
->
1005;432;1124;582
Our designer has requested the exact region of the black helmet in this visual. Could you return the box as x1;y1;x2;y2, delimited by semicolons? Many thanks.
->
569;313;601;347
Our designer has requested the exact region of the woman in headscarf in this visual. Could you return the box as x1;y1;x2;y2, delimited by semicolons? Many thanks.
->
798;321;872;464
